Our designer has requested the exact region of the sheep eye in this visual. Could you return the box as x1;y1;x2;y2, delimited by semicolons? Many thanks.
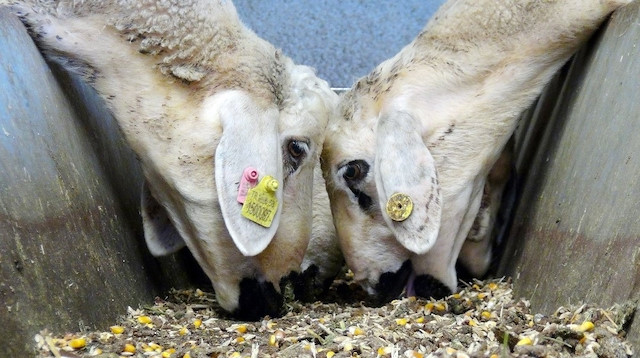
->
288;140;305;157
283;138;309;176
344;165;360;180
341;160;369;183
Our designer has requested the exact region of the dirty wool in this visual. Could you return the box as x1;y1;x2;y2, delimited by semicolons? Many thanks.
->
34;277;635;358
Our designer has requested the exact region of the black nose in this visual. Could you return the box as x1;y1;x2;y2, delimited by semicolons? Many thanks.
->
290;264;336;303
370;260;413;306
233;277;284;321
413;274;452;299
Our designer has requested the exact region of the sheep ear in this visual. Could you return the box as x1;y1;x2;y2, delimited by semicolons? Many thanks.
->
374;111;442;255
215;100;283;257
141;181;186;256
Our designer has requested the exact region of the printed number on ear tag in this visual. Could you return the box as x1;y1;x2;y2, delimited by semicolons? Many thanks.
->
386;193;413;222
241;175;279;227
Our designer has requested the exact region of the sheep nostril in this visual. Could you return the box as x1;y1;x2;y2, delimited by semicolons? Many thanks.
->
370;260;413;306
233;277;284;321
413;274;452;300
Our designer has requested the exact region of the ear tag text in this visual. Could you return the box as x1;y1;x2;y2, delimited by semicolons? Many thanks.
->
237;167;259;203
386;193;413;222
241;175;279;227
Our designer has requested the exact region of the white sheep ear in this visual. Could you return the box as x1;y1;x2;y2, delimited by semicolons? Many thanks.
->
215;99;283;257
374;111;442;255
141;181;186;256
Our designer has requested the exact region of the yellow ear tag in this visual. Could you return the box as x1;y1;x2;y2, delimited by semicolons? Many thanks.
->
241;175;279;227
386;193;413;222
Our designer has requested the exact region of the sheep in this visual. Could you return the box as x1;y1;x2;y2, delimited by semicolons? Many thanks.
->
321;0;631;303
6;0;338;320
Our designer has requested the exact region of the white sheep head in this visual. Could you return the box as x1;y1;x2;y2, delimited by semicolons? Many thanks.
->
321;0;631;304
11;0;338;320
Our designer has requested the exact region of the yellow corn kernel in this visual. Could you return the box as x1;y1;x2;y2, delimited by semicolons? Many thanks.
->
318;318;326;324
69;338;86;349
349;326;365;336
267;321;277;329
110;325;125;334
162;348;176;357
123;343;136;353
395;318;408;326
424;303;434;311
516;337;533;346
415;317;425;323
477;293;486;299
490;355;499;358
326;351;335;358
434;303;446;311
452;293;461;299
230;352;241;358
304;343;312;350
183;353;191;358
481;311;492;319
236;324;247;334
268;334;277;346
407;350;424;358
137;316;152;324
378;346;392;355
236;337;245;343
343;342;353;352
468;319;477;326
488;282;498;291
179;327;188;336
193;319;202;329
195;288;205;297
472;284;481;290
149;343;163;351
577;321;595;332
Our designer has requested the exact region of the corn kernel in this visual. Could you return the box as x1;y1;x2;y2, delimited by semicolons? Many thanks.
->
490;355;499;358
110;325;125;334
236;324;247;334
123;343;136;353
343;342;353;352
149;343;163;351
452;293;461;299
193;319;202;329
162;348;176;358
195;288;205;296
415;317;425;323
468;319;477;326
236;337;245;343
349;326;364;336
516;337;533;346
488;282;498;291
377;346;392;355
269;334;277;347
183;353;191;358
472;284;481;290
395;318;408;326
137;316;152;324
424;303;434;311
69;338;86;349
435;303;446;311
179;327;188;336
481;311;492;319
407;350;423;358
325;351;335;358
477;293;486;299
577;321;595;332
230;352;241;358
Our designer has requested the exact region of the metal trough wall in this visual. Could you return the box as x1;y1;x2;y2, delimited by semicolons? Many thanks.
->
498;1;640;348
0;9;204;356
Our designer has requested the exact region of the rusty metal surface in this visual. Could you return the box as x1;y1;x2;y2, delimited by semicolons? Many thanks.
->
0;9;203;356
499;2;640;347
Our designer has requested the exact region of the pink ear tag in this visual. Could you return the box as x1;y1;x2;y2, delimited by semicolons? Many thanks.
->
237;167;259;203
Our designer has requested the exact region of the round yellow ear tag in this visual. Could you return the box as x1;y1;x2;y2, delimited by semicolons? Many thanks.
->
386;193;413;222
